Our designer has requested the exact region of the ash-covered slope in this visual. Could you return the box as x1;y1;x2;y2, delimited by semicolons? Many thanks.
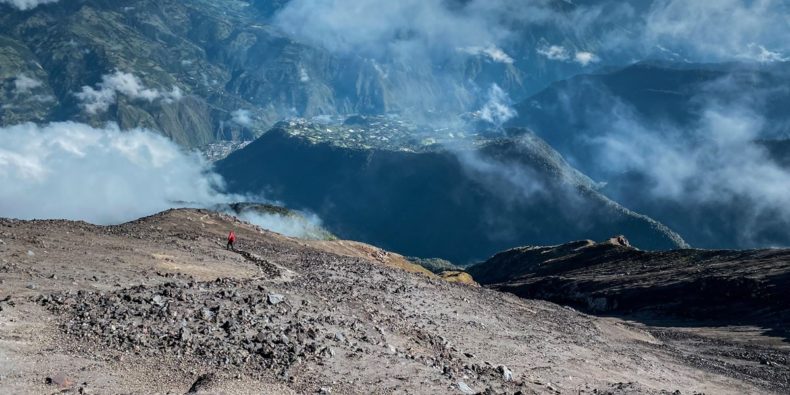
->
0;209;783;394
468;238;790;333
216;119;686;263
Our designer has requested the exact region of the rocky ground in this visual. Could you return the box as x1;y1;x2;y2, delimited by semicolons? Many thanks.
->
468;237;790;323
469;237;790;393
0;209;784;394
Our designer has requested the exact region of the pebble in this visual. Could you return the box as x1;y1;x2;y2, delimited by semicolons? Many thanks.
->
498;365;513;382
457;381;475;394
152;295;165;306
45;374;73;388
268;293;285;305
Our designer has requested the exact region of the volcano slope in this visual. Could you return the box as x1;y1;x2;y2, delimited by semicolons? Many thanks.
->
0;209;783;394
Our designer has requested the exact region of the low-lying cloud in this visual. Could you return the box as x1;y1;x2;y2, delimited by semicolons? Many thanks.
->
478;84;517;128
537;45;570;61
0;0;58;11
456;147;546;204
594;106;786;202
537;44;599;66
642;0;790;63
586;91;790;246
273;0;509;60
574;52;599;66
14;74;43;93
274;0;790;68
459;46;514;64
233;210;331;240
76;71;183;114
0;122;228;224
0;121;333;240
231;109;253;127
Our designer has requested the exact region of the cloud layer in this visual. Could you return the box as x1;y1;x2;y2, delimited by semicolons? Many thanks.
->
594;106;788;205
580;76;790;247
14;74;42;93
642;0;790;62
274;0;790;66
233;210;331;240
231;109;253;127
478;84;517;128
0;122;335;240
273;0;510;60
0;0;58;11
76;71;183;114
0;122;229;224
459;46;514;64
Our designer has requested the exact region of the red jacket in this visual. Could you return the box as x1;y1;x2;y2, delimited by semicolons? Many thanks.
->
228;231;236;243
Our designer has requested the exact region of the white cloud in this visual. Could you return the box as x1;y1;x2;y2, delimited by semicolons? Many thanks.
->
274;0;510;59
574;51;599;66
537;45;570;61
590;102;790;244
370;61;389;79
0;0;58;11
455;142;546;206
601;106;787;202
274;0;790;79
298;66;310;82
747;43;788;63
75;71;183;114
233;210;330;240
478;84;517;128
459;45;514;64
31;94;54;103
231;109;253;127
0;122;232;224
642;0;790;63
537;45;598;66
163;86;183;103
14;74;42;93
0;121;336;239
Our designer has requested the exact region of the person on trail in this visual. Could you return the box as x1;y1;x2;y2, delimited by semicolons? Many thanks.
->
227;230;236;250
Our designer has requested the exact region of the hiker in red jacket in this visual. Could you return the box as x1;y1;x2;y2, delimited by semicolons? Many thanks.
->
227;230;236;250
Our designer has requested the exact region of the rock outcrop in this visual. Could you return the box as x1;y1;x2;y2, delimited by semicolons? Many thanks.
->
469;237;790;330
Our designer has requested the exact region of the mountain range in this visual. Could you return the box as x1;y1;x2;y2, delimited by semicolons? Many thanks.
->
216;118;685;263
4;0;787;253
1;0;604;148
508;60;790;248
